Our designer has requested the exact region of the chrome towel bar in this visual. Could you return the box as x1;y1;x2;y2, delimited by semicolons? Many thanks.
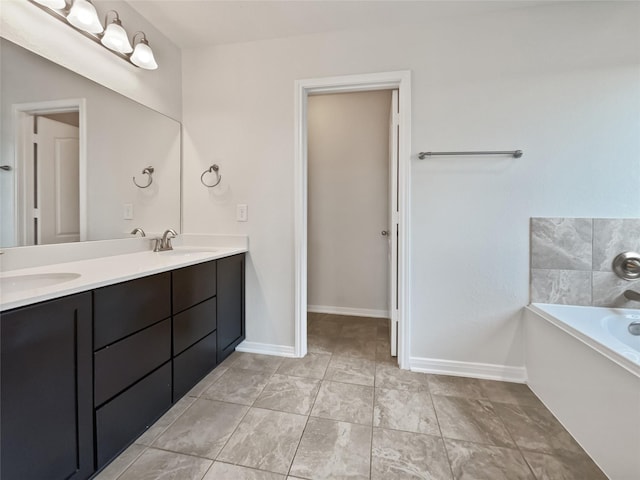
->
418;150;523;160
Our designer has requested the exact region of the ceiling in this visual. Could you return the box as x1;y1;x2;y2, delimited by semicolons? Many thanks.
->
125;0;546;49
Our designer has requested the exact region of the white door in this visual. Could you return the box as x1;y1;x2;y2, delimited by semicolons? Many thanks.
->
389;90;399;356
35;116;80;244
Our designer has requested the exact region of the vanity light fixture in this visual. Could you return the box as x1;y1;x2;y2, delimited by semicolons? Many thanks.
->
26;0;158;70
101;11;133;54
130;32;158;70
67;0;103;34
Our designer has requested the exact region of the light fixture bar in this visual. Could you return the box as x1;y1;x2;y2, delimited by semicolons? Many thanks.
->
26;0;157;69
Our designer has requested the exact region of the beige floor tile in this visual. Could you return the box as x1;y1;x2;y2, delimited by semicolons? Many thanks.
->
339;322;378;339
375;362;429;391
445;438;534;480
521;450;608;480
373;387;440;436
290;417;372;480
427;375;487;399
311;380;374;425
324;355;376;386
332;337;377;361
432;395;514;448
493;403;586;458
307;334;336;354
217;408;307;475
201;368;271;405
231;352;285;373
203;462;286;480
136;395;197;446
253;374;321;415
276;352;331;379
152;398;248;459
96;313;605;480
117;447;212;480
371;427;452;480
477;380;544;408
187;366;229;398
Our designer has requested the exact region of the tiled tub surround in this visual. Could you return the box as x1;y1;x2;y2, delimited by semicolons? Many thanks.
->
95;313;607;480
530;218;640;307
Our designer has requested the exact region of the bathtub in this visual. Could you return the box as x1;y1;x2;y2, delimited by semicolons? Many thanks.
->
525;304;640;480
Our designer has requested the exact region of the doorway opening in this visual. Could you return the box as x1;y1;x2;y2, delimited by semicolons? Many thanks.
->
294;71;412;369
306;90;396;363
12;99;87;245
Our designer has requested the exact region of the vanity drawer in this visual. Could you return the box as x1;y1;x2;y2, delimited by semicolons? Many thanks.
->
173;261;217;314
94;272;171;349
173;331;217;401
94;319;171;406
96;362;172;468
173;297;217;355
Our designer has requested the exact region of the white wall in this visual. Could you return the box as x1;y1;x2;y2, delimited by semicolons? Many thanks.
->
307;91;391;317
0;0;182;120
181;2;640;369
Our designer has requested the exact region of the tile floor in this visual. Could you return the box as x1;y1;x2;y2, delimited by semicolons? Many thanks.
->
95;313;607;480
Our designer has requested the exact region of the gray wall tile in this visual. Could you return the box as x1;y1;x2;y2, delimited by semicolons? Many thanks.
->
530;269;591;305
531;218;592;270
592;219;640;272
592;272;640;308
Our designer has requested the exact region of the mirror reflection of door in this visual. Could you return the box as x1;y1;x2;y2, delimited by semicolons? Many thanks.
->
19;113;80;245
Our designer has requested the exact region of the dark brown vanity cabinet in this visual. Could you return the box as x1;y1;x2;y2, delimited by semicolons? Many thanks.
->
217;254;246;363
93;272;172;468
0;253;245;479
172;261;218;400
1;293;93;480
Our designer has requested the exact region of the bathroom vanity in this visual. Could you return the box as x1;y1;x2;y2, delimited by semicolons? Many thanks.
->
0;248;245;480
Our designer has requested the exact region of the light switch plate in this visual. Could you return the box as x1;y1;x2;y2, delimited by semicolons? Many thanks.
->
123;203;134;220
237;204;248;222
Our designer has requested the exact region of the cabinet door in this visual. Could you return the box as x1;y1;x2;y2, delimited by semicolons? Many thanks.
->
217;254;245;363
1;293;93;480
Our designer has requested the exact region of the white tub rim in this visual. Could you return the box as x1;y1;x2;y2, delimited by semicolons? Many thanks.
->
528;303;640;378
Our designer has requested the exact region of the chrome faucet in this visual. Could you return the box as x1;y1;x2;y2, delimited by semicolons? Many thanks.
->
130;227;146;237
153;228;178;252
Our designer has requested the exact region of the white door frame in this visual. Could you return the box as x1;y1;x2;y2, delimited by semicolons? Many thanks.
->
12;99;87;244
294;71;412;369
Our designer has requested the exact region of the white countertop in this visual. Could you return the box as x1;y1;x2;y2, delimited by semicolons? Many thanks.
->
0;235;248;312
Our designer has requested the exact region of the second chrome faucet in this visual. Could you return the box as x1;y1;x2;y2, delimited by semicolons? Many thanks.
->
153;228;178;252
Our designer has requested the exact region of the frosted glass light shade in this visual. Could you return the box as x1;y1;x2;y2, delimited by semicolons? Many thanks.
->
67;0;103;34
131;41;158;70
33;0;66;9
101;21;133;54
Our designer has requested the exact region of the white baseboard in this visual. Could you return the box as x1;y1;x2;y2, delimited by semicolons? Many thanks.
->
410;357;527;383
307;304;389;319
235;341;296;357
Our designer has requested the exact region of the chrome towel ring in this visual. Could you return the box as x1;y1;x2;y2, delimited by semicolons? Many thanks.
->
201;164;222;187
133;166;154;188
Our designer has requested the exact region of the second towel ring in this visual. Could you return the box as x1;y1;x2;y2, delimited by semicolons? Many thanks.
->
201;164;222;187
133;166;154;188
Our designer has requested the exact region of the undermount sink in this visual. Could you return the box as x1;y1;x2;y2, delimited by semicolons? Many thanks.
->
158;247;218;257
0;272;81;295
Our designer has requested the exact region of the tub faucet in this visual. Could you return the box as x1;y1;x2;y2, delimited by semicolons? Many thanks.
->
130;227;146;237
623;289;640;302
153;228;178;252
